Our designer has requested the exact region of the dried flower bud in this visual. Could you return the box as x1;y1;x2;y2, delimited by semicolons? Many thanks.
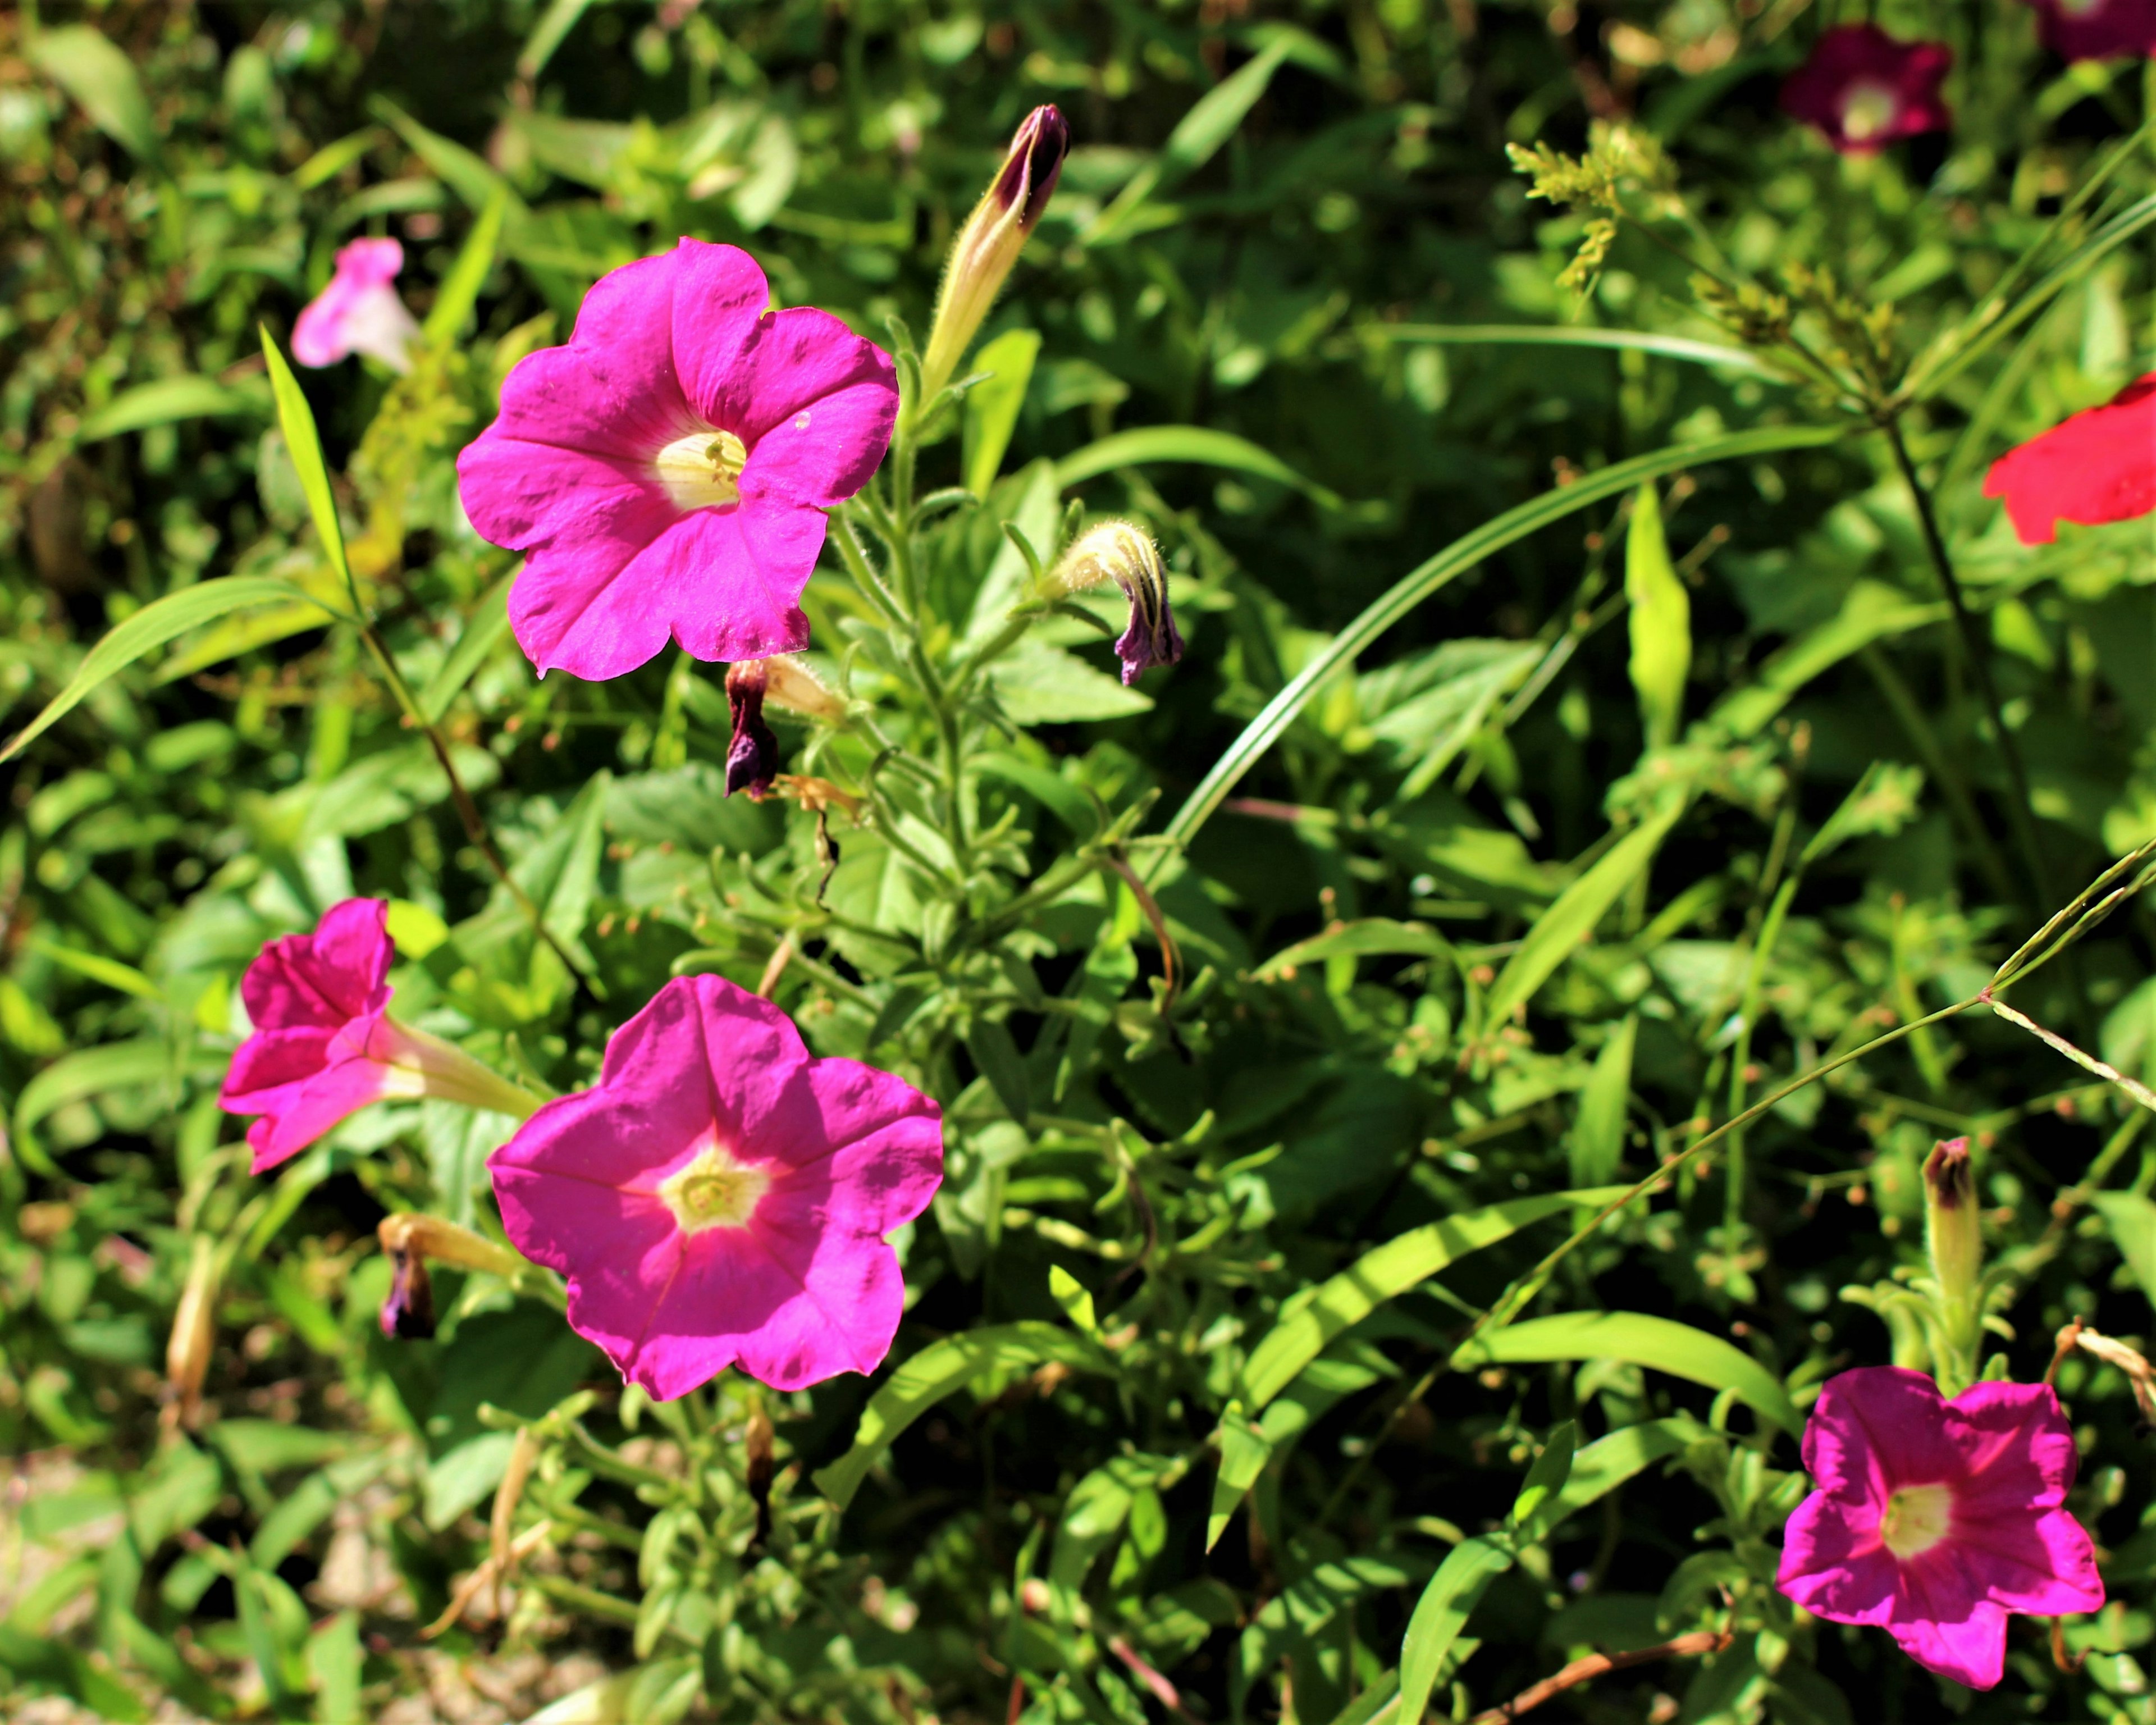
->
918;106;1068;406
381;1245;436;1340
1044;520;1184;685
163;1235;220;1429
724;660;779;799
746;1398;776;1547
377;1213;527;1339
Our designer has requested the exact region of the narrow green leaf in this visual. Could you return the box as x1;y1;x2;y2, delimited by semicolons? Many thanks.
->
1455;1311;1801;1437
418;572;515;723
814;1323;1111;1509
1508;1421;1577;1537
308;1612;363;1725
26;936;159;1002
1057;425;1349;510
1396;1537;1511;1725
518;0;599;80
1254;918;1451;982
1568;1016;1638;1188
369;95;525;217
259;329;354;598
75;377;267;442
1163;423;1849;848
2094;1193;2156;1311
1624;483;1690;750
424;188;510;345
29;25;162;165
292;127;384;190
1482;800;1686;1026
1207;1408;1273;1551
963;327;1043;500
1373;323;1771;374
1;576;314;763
14;1038;171;1172
1702;579;1945;741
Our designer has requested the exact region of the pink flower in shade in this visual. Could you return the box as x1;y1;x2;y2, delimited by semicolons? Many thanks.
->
1776;1367;2103;1691
1983;374;2156;545
2023;0;2156;62
455;239;898;683
293;238;422;372
221;899;536;1174
1780;26;1953;155
487;975;943;1399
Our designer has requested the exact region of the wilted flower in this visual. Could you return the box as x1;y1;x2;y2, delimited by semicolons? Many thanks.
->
917;106;1068;407
1777;1366;2102;1690
293;238;422;372
488;974;944;1399
1780;26;1953;155
724;660;780;799
1982;373;2156;544
221;898;539;1172
456;239;898;682
163;1236;220;1429
1044;519;1184;685
2022;0;2156;62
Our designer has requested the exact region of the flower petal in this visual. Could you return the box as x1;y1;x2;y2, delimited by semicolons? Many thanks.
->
1776;1491;1901;1626
761;1057;945;1236
733;1210;906;1387
1805;1366;1966;1497
729;309;899;501
490;251;697;457
222;1024;339;1109
665;240;780;430
245;1053;403;1173
1885;1583;2007;1691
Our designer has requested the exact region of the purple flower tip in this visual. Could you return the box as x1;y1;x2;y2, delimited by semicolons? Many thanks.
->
1777;1366;2103;1690
993;106;1070;229
724;661;779;799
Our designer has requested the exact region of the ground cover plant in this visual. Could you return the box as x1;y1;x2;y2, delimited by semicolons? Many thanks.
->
3;1;2156;1721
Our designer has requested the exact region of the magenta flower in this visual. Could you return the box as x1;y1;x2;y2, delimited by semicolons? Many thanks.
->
221;899;537;1174
1781;26;1953;155
1983;373;2156;544
1777;1367;2102;1690
455;239;898;683
2023;0;2156;62
488;975;944;1398
293;238;422;372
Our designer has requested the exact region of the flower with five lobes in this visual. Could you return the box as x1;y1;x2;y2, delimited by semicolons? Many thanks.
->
221;899;540;1173
1776;1366;2103;1690
1780;25;1953;156
456;239;899;682
1983;373;2156;545
487;974;944;1399
2022;0;2156;62
293;238;422;372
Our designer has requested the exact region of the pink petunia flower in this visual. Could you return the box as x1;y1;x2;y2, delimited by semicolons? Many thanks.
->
1983;373;2156;545
221;899;537;1174
455;239;898;683
2023;0;2156;62
293;238;422;372
1776;1366;2103;1690
1780;26;1953;155
487;974;944;1399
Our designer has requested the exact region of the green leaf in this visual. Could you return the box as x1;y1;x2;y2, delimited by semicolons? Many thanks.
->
1702;580;1945;742
1236;1555;1432;1719
1207;1408;1273;1551
963;327;1042;500
1455;1312;1800;1437
2094;1193;2156;1311
1;576;317;763
1508;1421;1577;1537
13;1038;171;1174
153;599;338;684
988;640;1152;725
0;1624;149;1721
418;572;515;723
1254;918;1451;982
259;328;354;599
1396;1537;1512;1725
1625;483;1690;750
814;1323;1111;1509
308;1612;363;1725
369;94;525;218
1057;425;1351;512
1482;800;1687;1026
1163;423;1849;847
424;188;510;345
1372;323;1773;375
26;935;158;1002
29;25;162;165
75;376;267;442
1568;1015;1637;1188
1087;36;1295;245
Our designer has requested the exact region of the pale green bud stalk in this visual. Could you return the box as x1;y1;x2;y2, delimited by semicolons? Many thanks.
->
366;1016;546;1121
916;105;1068;412
1922;1135;1983;1395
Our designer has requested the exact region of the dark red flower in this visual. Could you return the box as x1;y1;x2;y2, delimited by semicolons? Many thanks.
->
1781;26;1953;155
2023;0;2156;62
1983;375;2156;545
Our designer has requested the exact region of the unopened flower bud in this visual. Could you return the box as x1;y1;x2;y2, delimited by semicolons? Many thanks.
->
918;105;1068;407
164;1236;220;1429
1922;1135;1980;1302
724;661;779;800
1044;520;1184;686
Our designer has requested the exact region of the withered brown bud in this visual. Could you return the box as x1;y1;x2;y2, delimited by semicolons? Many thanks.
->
381;1246;436;1340
1922;1135;1974;1210
724;660;779;799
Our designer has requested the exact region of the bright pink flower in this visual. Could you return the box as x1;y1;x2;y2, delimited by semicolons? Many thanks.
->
1780;26;1953;155
1983;373;2156;545
222;899;535;1174
2023;0;2156;61
488;975;943;1399
455;239;898;683
1777;1367;2102;1690
293;238;421;371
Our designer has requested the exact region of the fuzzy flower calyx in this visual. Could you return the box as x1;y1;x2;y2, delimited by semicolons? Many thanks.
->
456;239;898;682
221;899;540;1173
1777;1366;2102;1690
487;975;944;1399
1983;374;2156;544
294;238;422;372
917;106;1068;407
2023;0;2156;62
1044;519;1184;685
1780;26;1953;156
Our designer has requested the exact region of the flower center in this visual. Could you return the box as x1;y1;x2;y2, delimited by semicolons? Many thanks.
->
657;1138;770;1235
1879;1482;1955;1559
1839;82;1901;144
653;428;748;510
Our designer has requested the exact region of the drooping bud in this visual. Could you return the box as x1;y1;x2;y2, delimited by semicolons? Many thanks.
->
746;1396;776;1548
1043;520;1184;685
724;661;779;799
917;106;1069;408
381;1243;436;1340
377;1213;528;1340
